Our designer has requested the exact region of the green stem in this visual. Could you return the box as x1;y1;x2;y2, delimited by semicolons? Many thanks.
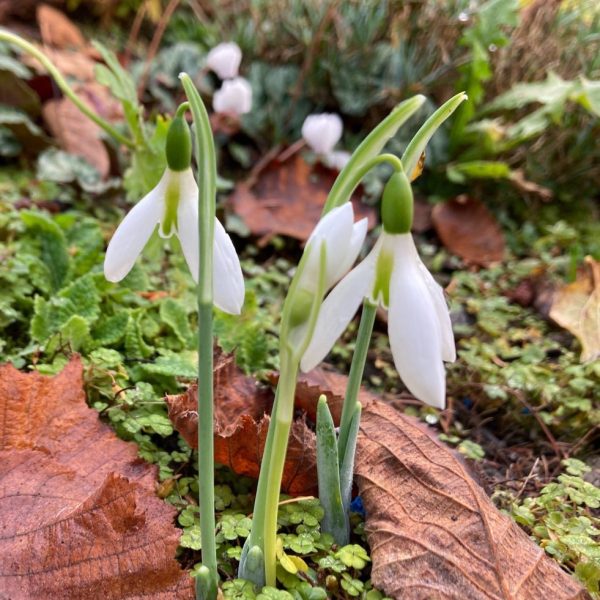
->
338;301;376;467
0;29;135;149
181;73;218;600
262;349;299;587
322;95;425;215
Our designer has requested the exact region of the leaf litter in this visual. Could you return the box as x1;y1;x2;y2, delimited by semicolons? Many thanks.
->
0;357;194;599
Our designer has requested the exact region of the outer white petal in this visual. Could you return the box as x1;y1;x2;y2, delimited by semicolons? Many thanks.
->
399;233;456;363
301;113;343;155
303;203;354;292
416;259;456;362
206;42;242;79
212;218;245;314
323;150;351;171
104;171;167;282
387;234;447;409
300;246;379;372
334;216;368;282
213;77;252;115
175;168;200;281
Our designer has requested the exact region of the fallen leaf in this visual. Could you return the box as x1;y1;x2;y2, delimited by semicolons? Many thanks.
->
42;95;111;177
355;400;590;600
294;367;380;425
550;256;600;362
230;154;376;242
411;198;433;233
24;45;98;81
166;391;317;496
0;357;194;599
432;195;505;266
166;351;317;495
37;4;87;51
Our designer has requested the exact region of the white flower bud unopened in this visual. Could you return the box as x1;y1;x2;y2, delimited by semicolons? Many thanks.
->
301;113;343;155
206;42;242;80
213;77;252;116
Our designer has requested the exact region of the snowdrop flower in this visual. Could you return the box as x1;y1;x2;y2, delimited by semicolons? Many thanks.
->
104;114;244;315
206;42;242;80
302;113;343;155
301;170;455;408
213;77;252;116
286;203;367;353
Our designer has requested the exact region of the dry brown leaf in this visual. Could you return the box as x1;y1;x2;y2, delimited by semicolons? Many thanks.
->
37;4;86;50
355;400;590;600
294;367;380;425
0;357;194;599
230;154;376;242
42;95;111;177
432;195;505;266
166;386;317;496
550;256;600;363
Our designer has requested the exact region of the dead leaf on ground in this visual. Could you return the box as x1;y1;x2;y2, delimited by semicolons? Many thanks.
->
229;154;376;243
550;256;600;363
294;367;380;425
0;357;193;599
37;4;87;51
166;363;317;495
432;195;505;266
355;400;590;600
43;95;111;177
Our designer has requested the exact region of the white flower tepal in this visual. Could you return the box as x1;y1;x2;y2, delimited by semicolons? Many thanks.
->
206;42;242;80
213;77;252;115
104;167;245;315
301;231;455;409
302;113;343;155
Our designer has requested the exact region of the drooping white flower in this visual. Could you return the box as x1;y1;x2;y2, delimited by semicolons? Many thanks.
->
286;203;367;353
301;167;455;408
302;113;343;156
206;42;242;80
213;77;253;115
301;231;455;407
104;167;245;315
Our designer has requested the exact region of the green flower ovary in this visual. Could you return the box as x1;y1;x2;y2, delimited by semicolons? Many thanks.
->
371;248;394;307
160;177;180;237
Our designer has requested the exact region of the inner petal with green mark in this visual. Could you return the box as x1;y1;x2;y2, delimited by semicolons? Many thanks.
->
159;173;180;238
371;246;394;308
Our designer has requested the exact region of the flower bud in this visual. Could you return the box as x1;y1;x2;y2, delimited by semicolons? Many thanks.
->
302;113;343;155
213;77;252;115
206;42;242;80
165;115;192;171
381;169;413;234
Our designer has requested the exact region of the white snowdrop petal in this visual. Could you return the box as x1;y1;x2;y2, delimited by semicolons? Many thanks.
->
416;258;456;362
206;42;242;80
300;249;377;372
387;235;446;409
323;150;351;171
104;174;166;282
176;169;200;282
213;77;252;115
303;203;353;292
335;216;368;281
301;113;343;155
213;218;245;314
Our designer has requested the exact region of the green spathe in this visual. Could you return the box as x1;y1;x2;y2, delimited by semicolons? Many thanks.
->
166;115;192;171
381;169;413;234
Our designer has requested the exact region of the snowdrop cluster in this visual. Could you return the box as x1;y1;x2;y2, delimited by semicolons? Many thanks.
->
300;171;456;409
301;113;351;170
206;42;252;116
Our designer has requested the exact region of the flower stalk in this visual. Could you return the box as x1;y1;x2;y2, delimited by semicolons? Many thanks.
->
180;73;219;600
